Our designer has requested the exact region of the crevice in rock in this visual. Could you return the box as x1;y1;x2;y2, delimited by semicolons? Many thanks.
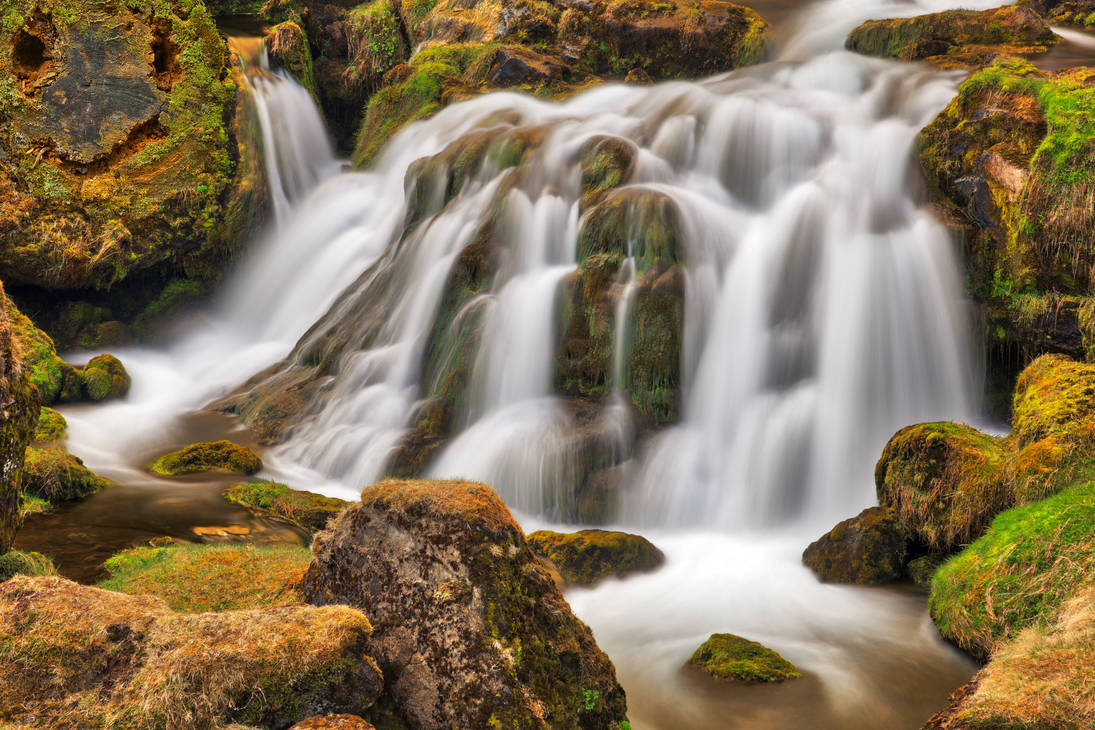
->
150;19;181;91
53;115;169;177
11;15;57;95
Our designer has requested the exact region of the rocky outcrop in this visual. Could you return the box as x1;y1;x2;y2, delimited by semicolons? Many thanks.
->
527;528;664;585
0;283;39;555
224;481;350;532
687;633;801;683
150;439;263;476
300;478;629;729
846;6;1058;68
0;576;383;728
0;0;264;292
801;506;906;584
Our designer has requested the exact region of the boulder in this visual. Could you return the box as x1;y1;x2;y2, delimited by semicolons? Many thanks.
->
33;407;66;442
150;440;263;476
99;543;313;612
0;576;383;728
527;528;665;585
224;481;350;532
846;6;1058;67
0;284;40;554
802;506;906;584
299;478;629;729
687;633;801;683
22;444;109;502
78;353;131;401
267;20;317;95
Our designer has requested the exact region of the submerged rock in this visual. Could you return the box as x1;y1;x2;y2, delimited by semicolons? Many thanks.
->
300;478;629;729
150;439;263;476
527;528;665;586
0;576;383;728
802;506;906;585
224;481;350;532
846;6;1058;67
687;633;801;683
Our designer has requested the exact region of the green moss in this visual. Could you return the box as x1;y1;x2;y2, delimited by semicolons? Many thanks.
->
22;445;109;502
223;481;348;531
100;543;312;612
33;408;66;442
527;529;664;585
9;301;81;406
688;633;801;683
78;353;130;401
149;440;262;476
18;493;50;517
0;551;57;581
266;20;317;96
930;482;1095;661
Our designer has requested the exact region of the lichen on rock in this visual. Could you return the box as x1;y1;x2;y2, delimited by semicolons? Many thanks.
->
687;633;801;683
150;439;263;476
527;528;664;586
300;478;629;729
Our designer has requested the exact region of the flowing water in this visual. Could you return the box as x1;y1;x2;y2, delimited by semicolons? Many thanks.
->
32;0;1068;724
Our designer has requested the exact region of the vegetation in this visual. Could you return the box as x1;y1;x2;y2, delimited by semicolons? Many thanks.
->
527;528;664;585
149;440;263;476
224;481;349;532
33;408;66;442
100;543;312;612
688;633;801;683
22;445;109;502
0;550;56;581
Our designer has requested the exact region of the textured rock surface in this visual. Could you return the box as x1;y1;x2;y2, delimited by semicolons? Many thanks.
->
802;506;907;584
300;478;629;729
290;716;377;730
527;528;664;586
0;576;383;728
687;633;801;683
0;283;39;554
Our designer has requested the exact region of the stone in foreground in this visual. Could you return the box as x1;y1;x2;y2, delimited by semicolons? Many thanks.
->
0;576;382;728
802;506;906;584
527;528;665;585
300;478;629;729
688;633;802;683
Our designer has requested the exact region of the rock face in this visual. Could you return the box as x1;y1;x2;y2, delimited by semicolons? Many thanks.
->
527;529;665;586
0;283;39;554
801;506;906;584
846;6;1058;67
150;439;263;476
687;633;801;683
0;576;383;728
300;479;629;729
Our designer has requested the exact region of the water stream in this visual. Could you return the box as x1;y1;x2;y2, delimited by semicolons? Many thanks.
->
30;0;1062;724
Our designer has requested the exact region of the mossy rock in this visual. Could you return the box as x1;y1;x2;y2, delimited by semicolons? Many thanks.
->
527;528;665;585
33;407;66;442
150;440;262;476
78;353;131;401
579;135;637;205
578;188;684;274
224;481;349;532
802;506;907;585
99;543;312;612
929;482;1095;662
846;6;1058;67
0;575;383;727
22;445;109;502
266;20;316;97
7;295;81;405
687;633;801;683
0;550;57;581
1011;353;1095;444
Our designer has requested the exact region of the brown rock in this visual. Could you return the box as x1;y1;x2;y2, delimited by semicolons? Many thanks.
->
289;715;376;730
802;506;907;584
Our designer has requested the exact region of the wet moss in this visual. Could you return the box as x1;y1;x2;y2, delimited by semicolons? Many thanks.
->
224;480;349;532
527;528;664;585
149;439;263;476
22;445;109;502
8;298;81;405
687;633;801;683
32;407;65;442
267;20;316;96
79;353;130;401
0;550;56;581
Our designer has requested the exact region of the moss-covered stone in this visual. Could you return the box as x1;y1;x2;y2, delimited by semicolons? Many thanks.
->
0;0;264;292
846;6;1058;68
33;407;65;442
802;506;907;585
78;353;131;401
8;294;81;405
0;283;40;555
0;549;56;581
687;633;801;683
0;575;383;727
929;482;1095;661
100;543;313;612
267;19;317;96
527;528;664;585
22;445;109;502
300;479;629;729
224;481;349;532
150;439;263;476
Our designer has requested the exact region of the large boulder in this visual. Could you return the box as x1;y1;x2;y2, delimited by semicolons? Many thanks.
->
0;283;39;555
846;6;1058;67
527;528;665;586
150;439;263;476
0;576;383;728
801;506;907;584
299;479;629;729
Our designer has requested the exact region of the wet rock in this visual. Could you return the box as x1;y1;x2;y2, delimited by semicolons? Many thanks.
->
299;478;629;729
687;633;801;683
527;528;665;585
224;481;350;532
0;284;40;554
32;407;66;442
906;553;947;589
484;46;573;86
846;6;1058;67
78;353;131;401
150;440;263;476
267;20;317;95
802;506;906;584
22;445;109;502
0;576;383;727
0;0;264;291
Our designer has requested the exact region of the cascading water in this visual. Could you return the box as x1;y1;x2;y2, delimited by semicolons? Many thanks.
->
56;0;1025;724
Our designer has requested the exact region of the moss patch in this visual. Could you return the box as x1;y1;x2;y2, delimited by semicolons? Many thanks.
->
99;543;312;612
0;550;56;581
22;445;109;502
527;528;664;585
149;439;262;476
33;407;66;442
78;353;130;401
224;481;349;532
687;633;801;683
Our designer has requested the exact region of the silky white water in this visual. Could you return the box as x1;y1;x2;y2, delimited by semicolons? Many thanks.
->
54;0;1013;724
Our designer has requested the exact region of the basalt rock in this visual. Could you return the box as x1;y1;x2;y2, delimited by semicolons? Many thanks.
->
299;479;629;729
0;576;383;728
802;506;907;584
527;528;665;585
0;283;39;555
